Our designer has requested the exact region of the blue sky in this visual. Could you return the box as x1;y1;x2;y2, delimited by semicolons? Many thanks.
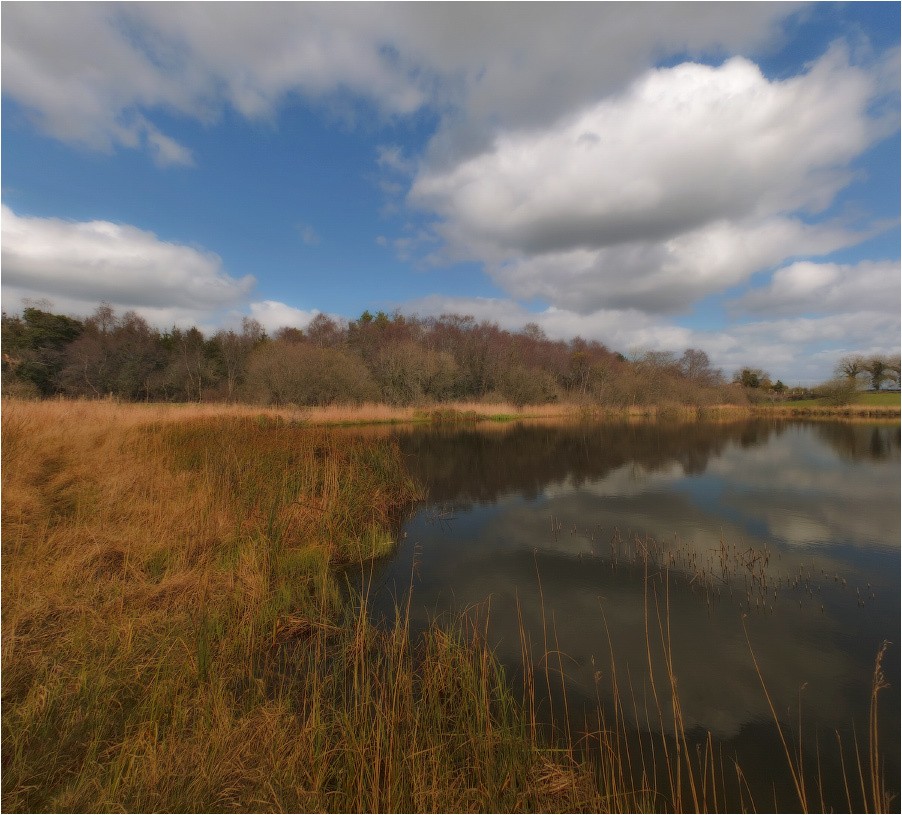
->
2;2;899;384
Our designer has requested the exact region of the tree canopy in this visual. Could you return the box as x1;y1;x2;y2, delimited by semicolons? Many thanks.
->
2;303;751;408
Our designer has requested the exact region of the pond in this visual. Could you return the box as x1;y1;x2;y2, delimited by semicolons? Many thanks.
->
353;419;900;811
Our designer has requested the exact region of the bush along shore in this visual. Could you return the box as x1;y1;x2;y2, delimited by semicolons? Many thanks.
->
2;400;893;812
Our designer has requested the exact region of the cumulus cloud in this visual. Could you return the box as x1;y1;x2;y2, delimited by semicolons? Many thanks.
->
732;259;901;317
491;218;866;314
0;206;335;336
415;52;875;251
1;204;253;325
410;49;887;314
397;4;800;165
2;5;193;157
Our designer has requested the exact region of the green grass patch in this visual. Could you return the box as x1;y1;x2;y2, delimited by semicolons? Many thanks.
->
857;391;901;406
781;392;899;409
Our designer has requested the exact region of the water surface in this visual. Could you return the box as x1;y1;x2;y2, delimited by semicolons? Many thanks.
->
355;419;900;810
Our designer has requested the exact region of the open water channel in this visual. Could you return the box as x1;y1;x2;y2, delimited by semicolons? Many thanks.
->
349;418;900;810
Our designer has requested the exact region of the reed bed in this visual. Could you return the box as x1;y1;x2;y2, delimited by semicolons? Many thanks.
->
1;399;891;812
301;400;579;424
753;404;900;419
3;396;763;429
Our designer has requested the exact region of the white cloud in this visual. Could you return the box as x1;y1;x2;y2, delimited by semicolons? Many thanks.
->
1;205;253;325
491;218;865;315
0;206;339;337
728;310;900;350
145;123;195;168
1;4;426;157
398;4;800;160
733;259;901;317
409;49;885;314
1;5;198;160
2;4;798;162
248;300;321;333
416;52;874;250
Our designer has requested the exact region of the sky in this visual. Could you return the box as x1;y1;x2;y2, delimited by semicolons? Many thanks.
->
2;2;899;385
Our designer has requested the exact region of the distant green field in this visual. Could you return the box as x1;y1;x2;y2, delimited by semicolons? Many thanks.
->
858;391;902;406
786;391;901;408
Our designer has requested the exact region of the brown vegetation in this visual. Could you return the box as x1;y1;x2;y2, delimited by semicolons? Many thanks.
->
752;403;901;419
2;303;742;409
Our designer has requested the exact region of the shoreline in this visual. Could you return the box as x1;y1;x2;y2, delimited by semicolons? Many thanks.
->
4;395;897;429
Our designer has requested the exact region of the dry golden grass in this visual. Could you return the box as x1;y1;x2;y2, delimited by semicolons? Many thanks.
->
0;398;618;812
2;398;417;810
0;396;758;432
0;397;582;429
301;399;579;424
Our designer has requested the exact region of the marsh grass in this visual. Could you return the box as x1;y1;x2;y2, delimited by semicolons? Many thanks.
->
297;400;575;425
2;399;892;812
755;397;900;418
0;400;611;812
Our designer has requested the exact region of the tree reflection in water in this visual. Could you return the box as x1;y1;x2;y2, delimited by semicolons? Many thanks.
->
349;418;900;811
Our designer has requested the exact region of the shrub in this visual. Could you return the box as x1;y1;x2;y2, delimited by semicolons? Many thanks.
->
499;365;559;408
814;377;858;406
245;342;377;405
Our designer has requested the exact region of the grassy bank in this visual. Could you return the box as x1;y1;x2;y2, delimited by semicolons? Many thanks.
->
751;394;900;419
0;399;622;812
2;400;891;812
790;392;901;408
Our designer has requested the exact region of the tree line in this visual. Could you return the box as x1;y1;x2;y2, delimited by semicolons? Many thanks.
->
834;354;902;392
729;352;901;406
2;303;746;407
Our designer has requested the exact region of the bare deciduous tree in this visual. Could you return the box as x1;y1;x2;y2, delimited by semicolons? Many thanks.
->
864;356;890;392
214;317;264;401
835;354;866;383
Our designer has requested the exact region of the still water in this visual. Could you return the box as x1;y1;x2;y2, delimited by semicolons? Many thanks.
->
356;419;900;809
